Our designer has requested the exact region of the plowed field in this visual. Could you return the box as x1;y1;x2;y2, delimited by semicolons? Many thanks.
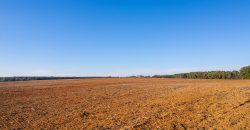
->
1;78;250;129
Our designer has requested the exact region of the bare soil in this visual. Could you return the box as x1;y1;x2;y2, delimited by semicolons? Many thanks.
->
1;78;250;129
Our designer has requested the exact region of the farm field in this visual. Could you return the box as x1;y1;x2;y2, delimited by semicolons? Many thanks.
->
1;78;250;129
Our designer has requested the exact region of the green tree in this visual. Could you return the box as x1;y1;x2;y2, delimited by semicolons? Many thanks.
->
240;66;250;79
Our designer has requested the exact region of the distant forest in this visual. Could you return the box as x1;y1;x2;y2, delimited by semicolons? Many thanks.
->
0;77;107;82
153;65;250;80
1;66;250;82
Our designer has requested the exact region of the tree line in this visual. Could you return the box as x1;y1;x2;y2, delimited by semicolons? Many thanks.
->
173;71;241;79
1;66;250;82
153;65;250;79
0;76;107;82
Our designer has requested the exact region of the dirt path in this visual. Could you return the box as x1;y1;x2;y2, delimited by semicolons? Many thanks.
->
0;78;250;129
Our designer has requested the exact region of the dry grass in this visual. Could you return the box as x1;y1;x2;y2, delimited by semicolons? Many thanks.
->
1;78;250;129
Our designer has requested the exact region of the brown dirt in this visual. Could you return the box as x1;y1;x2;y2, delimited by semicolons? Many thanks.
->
0;78;250;129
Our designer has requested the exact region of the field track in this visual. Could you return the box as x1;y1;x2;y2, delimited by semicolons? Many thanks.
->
1;78;250;129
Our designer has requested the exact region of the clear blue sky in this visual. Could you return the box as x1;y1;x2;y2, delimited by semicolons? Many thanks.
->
0;0;249;76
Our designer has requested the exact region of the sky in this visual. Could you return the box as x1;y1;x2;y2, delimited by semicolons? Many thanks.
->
0;0;250;77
